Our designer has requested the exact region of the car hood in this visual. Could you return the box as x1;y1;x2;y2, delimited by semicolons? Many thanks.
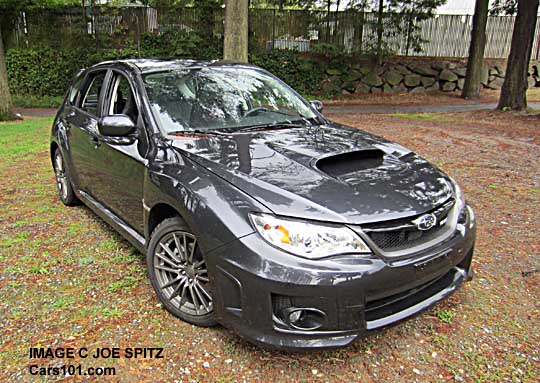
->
169;122;454;224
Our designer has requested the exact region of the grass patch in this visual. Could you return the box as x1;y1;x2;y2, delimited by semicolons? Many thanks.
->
53;296;76;309
102;307;127;319
390;112;449;122
0;117;53;164
435;309;457;324
108;276;138;292
78;255;96;267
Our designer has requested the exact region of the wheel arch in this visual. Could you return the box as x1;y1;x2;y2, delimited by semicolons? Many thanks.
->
50;141;59;166
147;203;186;239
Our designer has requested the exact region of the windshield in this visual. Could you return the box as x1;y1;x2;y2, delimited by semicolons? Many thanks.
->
143;67;317;133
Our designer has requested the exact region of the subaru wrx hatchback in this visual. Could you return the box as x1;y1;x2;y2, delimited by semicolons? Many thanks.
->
51;59;476;350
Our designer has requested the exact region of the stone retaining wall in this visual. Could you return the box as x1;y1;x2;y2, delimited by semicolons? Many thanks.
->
320;59;540;95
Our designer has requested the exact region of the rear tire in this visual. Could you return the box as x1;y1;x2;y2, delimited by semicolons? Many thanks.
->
147;217;217;327
53;148;79;206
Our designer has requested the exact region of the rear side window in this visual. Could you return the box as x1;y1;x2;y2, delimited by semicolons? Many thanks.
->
68;75;85;106
81;72;107;116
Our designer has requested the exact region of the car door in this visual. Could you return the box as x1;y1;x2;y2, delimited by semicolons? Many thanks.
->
90;70;147;234
64;69;110;195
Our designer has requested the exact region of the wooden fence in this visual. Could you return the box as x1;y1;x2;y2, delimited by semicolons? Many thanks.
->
2;6;539;59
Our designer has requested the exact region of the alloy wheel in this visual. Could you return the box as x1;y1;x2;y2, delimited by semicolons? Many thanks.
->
153;231;212;316
54;152;69;201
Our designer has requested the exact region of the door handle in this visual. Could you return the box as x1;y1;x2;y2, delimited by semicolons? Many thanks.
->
90;135;101;148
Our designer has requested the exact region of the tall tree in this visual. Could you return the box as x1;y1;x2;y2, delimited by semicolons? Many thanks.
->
0;27;15;121
462;0;489;99
370;0;446;64
497;0;539;111
490;0;517;15
223;0;249;62
376;0;384;65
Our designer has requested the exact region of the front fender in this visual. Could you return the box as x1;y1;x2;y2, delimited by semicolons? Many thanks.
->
143;155;270;254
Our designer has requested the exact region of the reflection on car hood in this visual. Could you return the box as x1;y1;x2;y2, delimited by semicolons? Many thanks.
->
169;122;454;224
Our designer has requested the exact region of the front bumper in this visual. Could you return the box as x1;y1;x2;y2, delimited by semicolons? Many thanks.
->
206;206;476;351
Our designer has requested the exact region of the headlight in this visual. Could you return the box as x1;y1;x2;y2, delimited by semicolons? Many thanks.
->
249;213;371;259
450;177;466;209
451;178;469;226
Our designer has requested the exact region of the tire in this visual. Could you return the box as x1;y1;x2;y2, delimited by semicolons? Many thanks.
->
147;217;217;327
53;148;79;206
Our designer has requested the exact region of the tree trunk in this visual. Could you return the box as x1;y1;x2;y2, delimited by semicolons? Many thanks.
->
326;0;331;42
497;0;539;110
376;0;384;66
223;0;249;63
334;0;341;45
462;0;489;99
0;27;15;121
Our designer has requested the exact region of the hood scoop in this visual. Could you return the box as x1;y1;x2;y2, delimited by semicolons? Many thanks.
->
316;149;386;175
315;149;409;184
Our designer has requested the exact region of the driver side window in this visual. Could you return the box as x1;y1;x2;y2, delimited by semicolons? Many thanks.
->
108;73;139;123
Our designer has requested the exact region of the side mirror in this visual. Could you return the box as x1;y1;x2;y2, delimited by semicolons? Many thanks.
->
310;100;324;113
98;115;136;137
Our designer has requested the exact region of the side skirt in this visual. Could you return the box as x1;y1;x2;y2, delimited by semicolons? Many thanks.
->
78;190;146;254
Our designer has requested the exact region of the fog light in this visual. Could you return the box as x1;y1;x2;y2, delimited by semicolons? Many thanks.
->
282;308;327;331
288;310;303;324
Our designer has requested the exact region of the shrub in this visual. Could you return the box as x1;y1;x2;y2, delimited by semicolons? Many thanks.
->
6;36;341;102
250;50;326;95
7;48;91;97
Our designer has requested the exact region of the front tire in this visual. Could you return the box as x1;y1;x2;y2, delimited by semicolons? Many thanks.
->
147;217;216;327
53;148;78;206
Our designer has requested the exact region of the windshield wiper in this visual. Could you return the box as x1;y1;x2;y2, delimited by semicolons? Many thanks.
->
233;122;307;133
168;129;229;136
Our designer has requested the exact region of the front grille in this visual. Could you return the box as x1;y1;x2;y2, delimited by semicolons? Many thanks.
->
362;198;455;253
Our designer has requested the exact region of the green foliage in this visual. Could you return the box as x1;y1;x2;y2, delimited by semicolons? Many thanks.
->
140;30;222;59
0;0;80;8
490;0;517;15
358;0;446;56
250;49;326;95
12;94;64;108
311;43;346;57
5;30;224;99
6;40;338;101
6;48;90;96
435;309;456;324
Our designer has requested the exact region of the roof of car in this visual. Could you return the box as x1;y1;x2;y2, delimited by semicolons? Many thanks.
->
91;59;257;73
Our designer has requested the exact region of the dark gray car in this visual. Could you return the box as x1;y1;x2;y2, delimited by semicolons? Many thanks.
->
50;59;476;350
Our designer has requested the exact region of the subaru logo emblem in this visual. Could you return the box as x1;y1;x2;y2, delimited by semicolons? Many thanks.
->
413;213;437;231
